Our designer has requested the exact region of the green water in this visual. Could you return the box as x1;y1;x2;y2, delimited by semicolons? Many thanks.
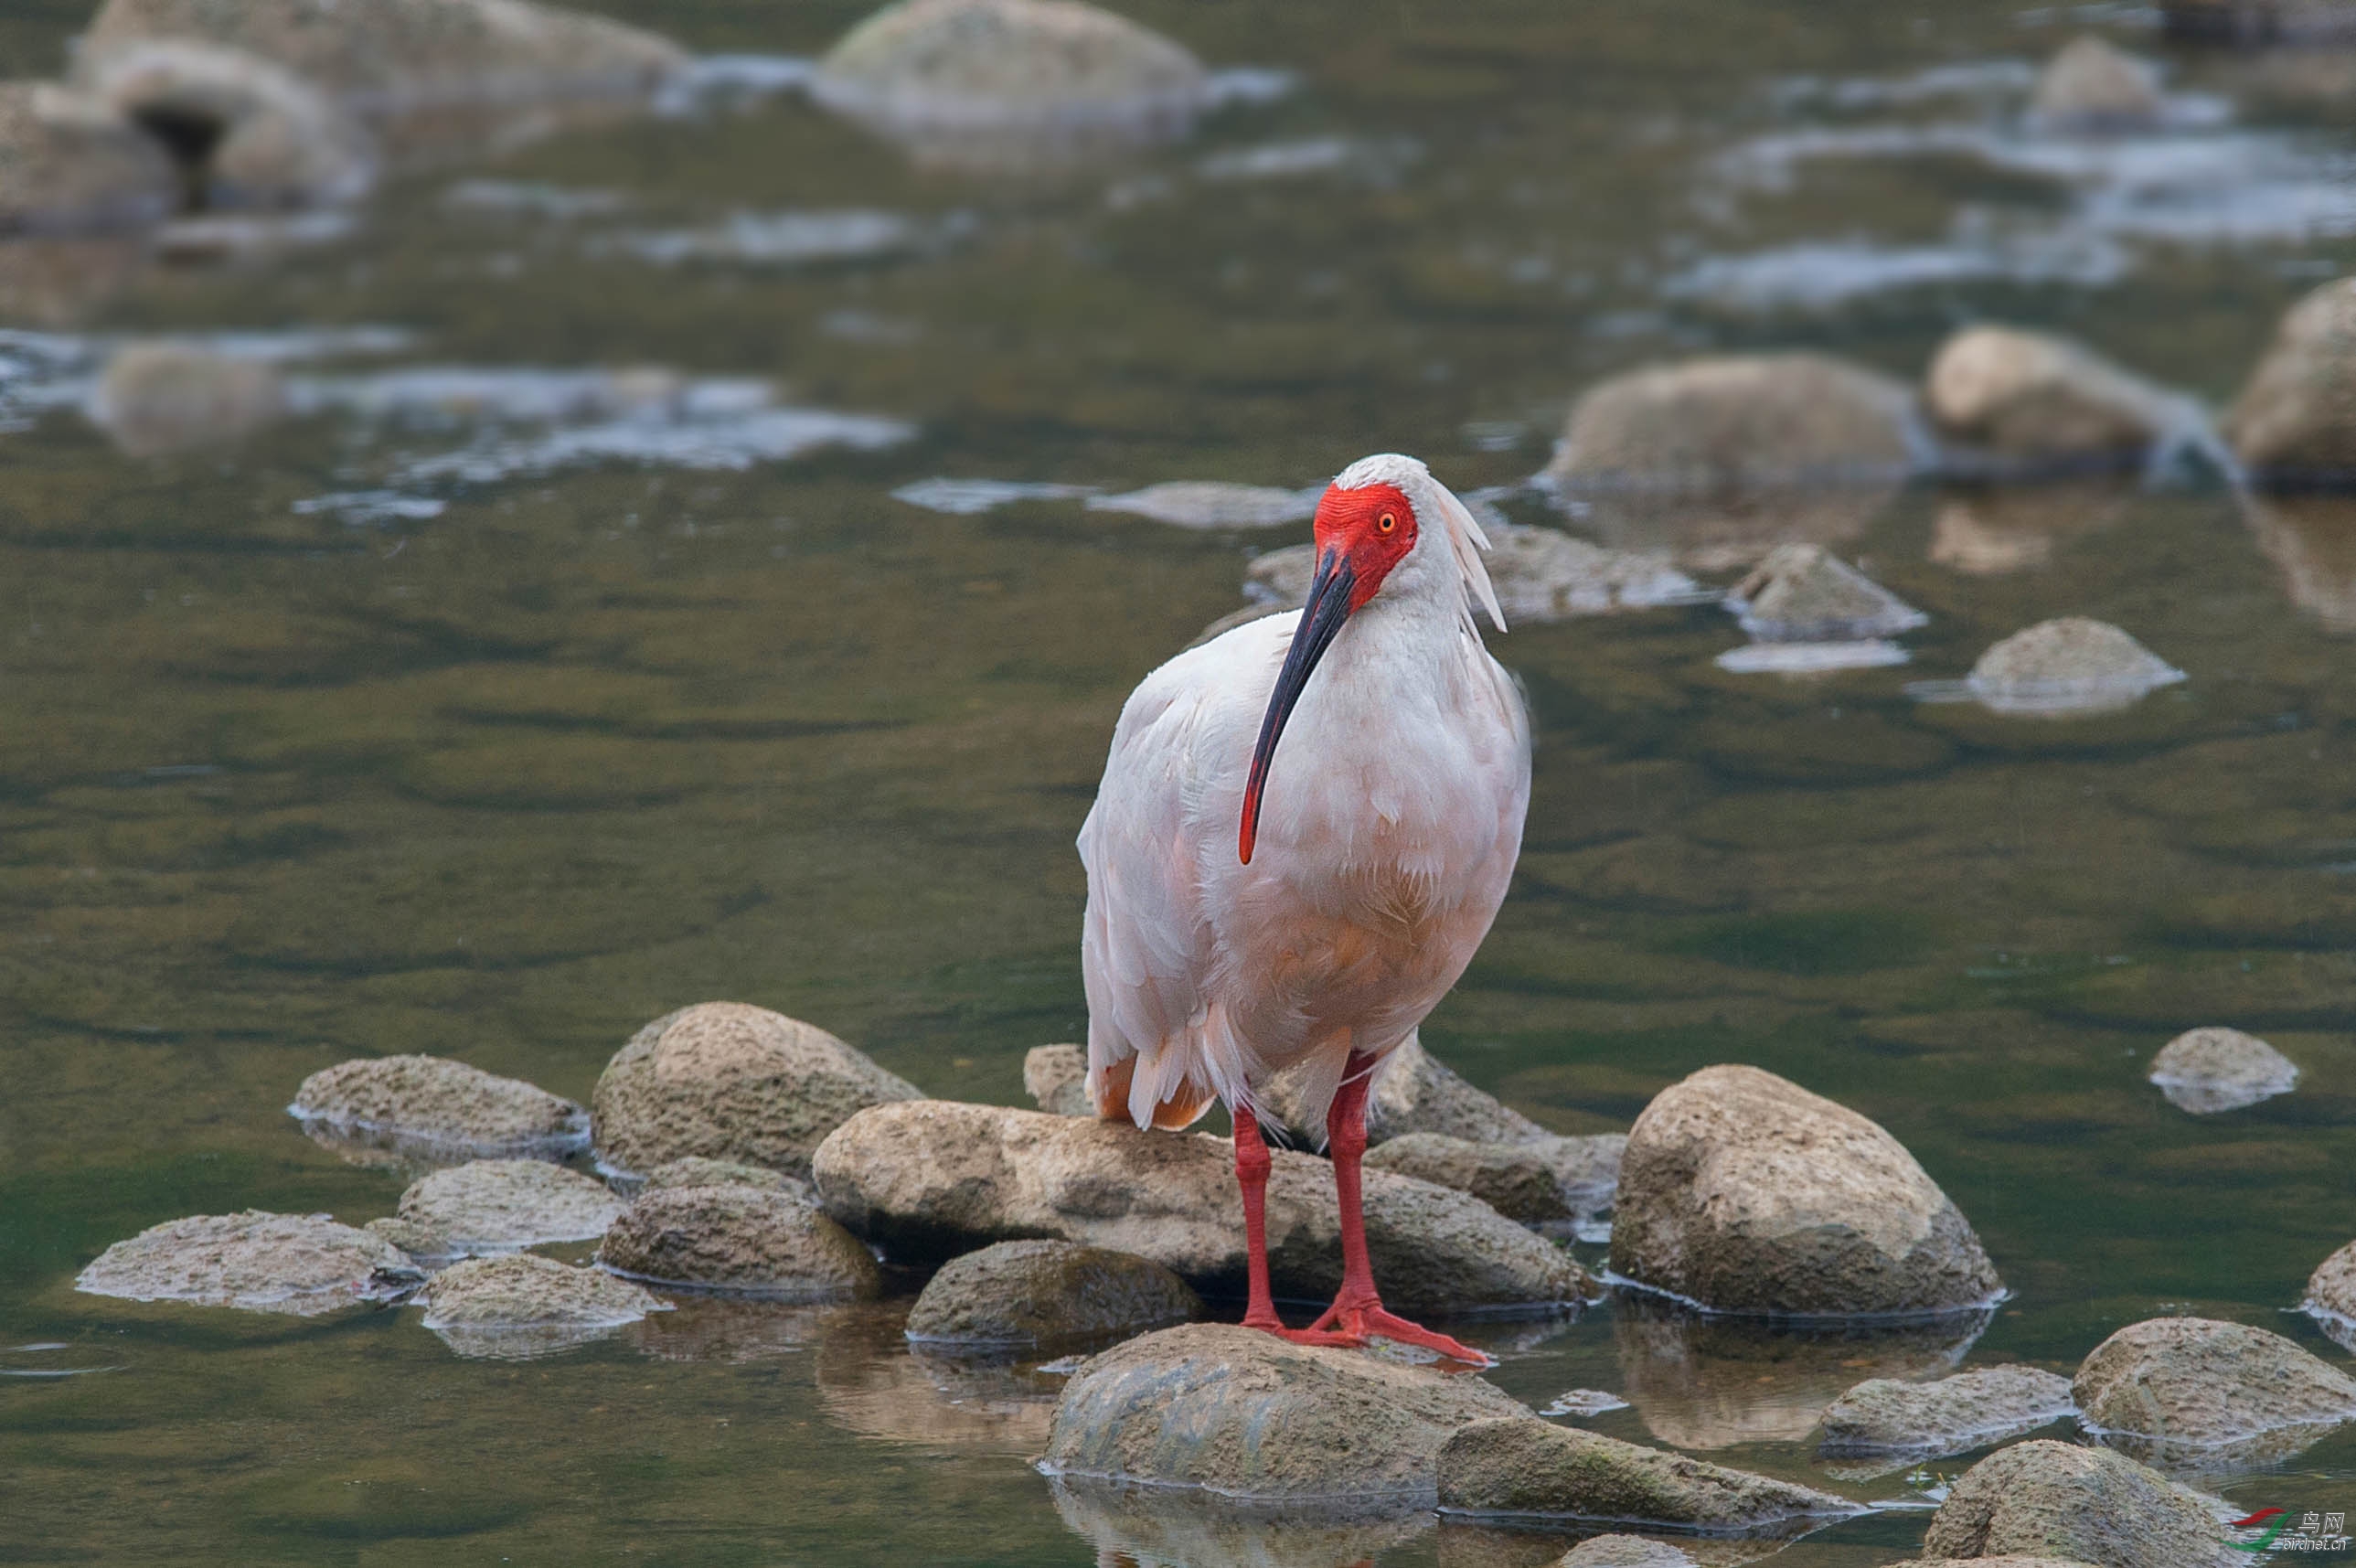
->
5;1;2356;1562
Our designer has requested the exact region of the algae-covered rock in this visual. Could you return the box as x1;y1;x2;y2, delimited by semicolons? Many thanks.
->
1023;1043;1093;1116
418;1253;660;1360
592;1001;921;1179
1964;616;2186;717
1818;1365;2077;1463
1915;1439;2238;1567
904;1239;1199;1346
1611;1065;2000;1317
1726;543;1925;643
1044;1323;1529;1502
1925;325;2177;467
77;1210;420;1316
2148;1026;2298;1114
289;1052;590;1158
0;80;177;236
395;1158;625;1254
1434;1417;1862;1531
1364;1132;1623;1229
598;1183;881;1301
2031;36;2167;131
2074;1316;2356;1465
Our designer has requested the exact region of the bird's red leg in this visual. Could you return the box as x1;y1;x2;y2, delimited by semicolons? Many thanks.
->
1303;1051;1494;1366
1232;1099;1357;1347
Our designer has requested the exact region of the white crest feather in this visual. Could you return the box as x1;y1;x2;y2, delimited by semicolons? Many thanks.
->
1330;453;1507;635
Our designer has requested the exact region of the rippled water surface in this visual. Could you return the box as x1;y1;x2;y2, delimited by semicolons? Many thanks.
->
8;2;2356;1563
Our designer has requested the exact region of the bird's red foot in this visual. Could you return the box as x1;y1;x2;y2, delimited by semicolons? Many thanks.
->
1299;1300;1494;1367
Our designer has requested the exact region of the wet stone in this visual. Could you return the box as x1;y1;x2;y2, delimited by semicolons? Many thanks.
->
289;1052;591;1160
1363;1132;1624;1231
2073;1316;2356;1466
418;1253;661;1360
1023;1042;1093;1116
1925;325;2178;469
89;339;284;459
1044;1322;1530;1503
904;1239;1199;1347
591;1001;921;1180
1086;481;1316;528
1818;1365;2077;1466
83;40;377;211
1434;1416;1862;1531
597;1182;882;1301
2305;1240;2356;1351
1963;616;2186;716
1726;543;1925;643
2148;1026;2298;1114
2227;275;2356;481
394;1159;626;1256
1915;1439;2238;1568
1558;1538;1699;1567
0;80;177;236
641;1156;815;1202
2031;35;2167;131
77;1210;421;1317
1540;1389;1632;1418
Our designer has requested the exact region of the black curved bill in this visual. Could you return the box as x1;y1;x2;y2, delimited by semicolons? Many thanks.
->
1239;549;1356;864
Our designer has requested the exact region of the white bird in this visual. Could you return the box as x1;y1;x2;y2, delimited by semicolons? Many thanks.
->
1078;453;1531;1363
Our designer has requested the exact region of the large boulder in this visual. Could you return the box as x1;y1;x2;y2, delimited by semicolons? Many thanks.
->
2305;1240;2356;1351
1611;1065;1999;1317
1925;325;2178;469
1263;1032;1557;1147
597;1183;881;1301
418;1253;661;1360
393;1158;625;1256
1818;1366;2077;1464
810;0;1211;171
288;1051;590;1159
1434;1417;1861;1531
77;1210;421;1316
2147;1026;2298;1114
905;1239;1199;1347
0;81;177;235
592;1002;922;1180
1364;1132;1623;1230
2226;276;2356;481
1044;1323;1529;1503
814;1100;1593;1314
1914;1440;2238;1568
1963;617;2186;718
2073;1317;2356;1463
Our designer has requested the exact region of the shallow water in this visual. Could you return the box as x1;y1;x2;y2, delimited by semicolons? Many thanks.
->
6;1;2356;1562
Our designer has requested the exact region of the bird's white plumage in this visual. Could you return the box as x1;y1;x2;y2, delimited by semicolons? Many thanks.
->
1079;455;1532;1137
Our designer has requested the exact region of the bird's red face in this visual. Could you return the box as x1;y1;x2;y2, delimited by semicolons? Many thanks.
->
1238;481;1421;863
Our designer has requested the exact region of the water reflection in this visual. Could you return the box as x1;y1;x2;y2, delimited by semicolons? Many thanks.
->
2245;495;2356;633
816;1312;1069;1454
1049;1474;1433;1568
1928;484;2132;576
1570;487;1895;574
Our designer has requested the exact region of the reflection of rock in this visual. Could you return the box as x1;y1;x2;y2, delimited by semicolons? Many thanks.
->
1049;1324;1529;1502
1818;1365;2077;1473
811;0;1212;172
77;1210;421;1317
82;42;377;210
88;339;283;458
2308;1242;2356;1352
1249;527;1701;624
817;1319;1069;1453
2226;275;2356;481
394;1158;625;1256
0;81;176;236
904;1239;1199;1347
1925;325;2175;469
1916;1440;2238;1568
0;236;147;327
1928;485;2128;576
1051;1473;1435;1567
2074;1317;2356;1469
592;1001;921;1179
1613;1295;1986;1451
2148;1026;2298;1114
1963;616;2186;717
1263;1032;1556;1148
633;1296;858;1363
1726;543;1924;643
289;1052;591;1162
1022;1042;1093;1115
2029;36;2166;132
418;1253;659;1360
2247;494;2356;630
1088;481;1316;528
815;1100;1592;1312
597;1184;882;1300
1612;1065;2001;1317
1434;1416;1861;1531
1364;1132;1623;1231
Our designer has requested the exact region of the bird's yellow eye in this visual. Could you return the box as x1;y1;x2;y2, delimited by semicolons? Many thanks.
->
1377;512;1397;533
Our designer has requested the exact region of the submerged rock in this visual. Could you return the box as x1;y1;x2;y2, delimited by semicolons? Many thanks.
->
1262;1031;1557;1148
1925;325;2178;468
1248;524;1700;624
905;1239;1199;1346
83;41;376;210
1818;1365;2077;1466
642;1156;814;1201
394;1159;625;1255
1915;1440;2237;1568
1611;1065;2001;1317
2247;494;2356;632
1963;616;2185;716
1551;355;1916;495
418;1253;660;1360
89;339;283;458
2030;36;2167;131
814;1100;1592;1313
1023;1043;1093;1116
1434;1417;1861;1531
592;1001;922;1179
1044;1323;1529;1502
77;1210;420;1316
2148;1026;2298;1114
811;0;1212;171
2226;276;2356;481
2305;1240;2356;1351
2073;1317;2356;1465
1363;1132;1623;1230
288;1052;590;1159
598;1183;881;1301
1088;481;1315;528
0;81;177;236
1725;543;1924;643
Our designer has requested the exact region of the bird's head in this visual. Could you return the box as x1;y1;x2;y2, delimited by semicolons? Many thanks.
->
1238;454;1505;863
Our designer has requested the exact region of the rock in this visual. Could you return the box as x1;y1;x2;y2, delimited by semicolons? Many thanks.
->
1087;481;1317;528
1434;1417;1862;1531
1726;543;1925;643
597;1183;881;1301
1963;617;2186;717
1818;1366;2077;1463
642;1156;815;1202
1925;325;2177;468
87;340;284;458
1364;1132;1624;1230
76;1210;421;1316
0;81;177;236
2305;1240;2356;1351
76;0;688;165
394;1158;625;1255
1044;1322;1530;1502
1915;1439;2237;1567
1023;1043;1093;1116
1262;1031;1557;1148
904;1238;1199;1346
592;1001;921;1180
1249;526;1702;624
1611;1064;2001;1317
288;1052;591;1159
1558;1539;1698;1568
2247;494;2356;632
418;1253;661;1360
2073;1317;2356;1465
814;1100;1593;1313
2226;276;2356;481
2031;36;2167;131
810;0;1212;171
2148;1026;2298;1114
82;42;375;210
363;1216;450;1264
